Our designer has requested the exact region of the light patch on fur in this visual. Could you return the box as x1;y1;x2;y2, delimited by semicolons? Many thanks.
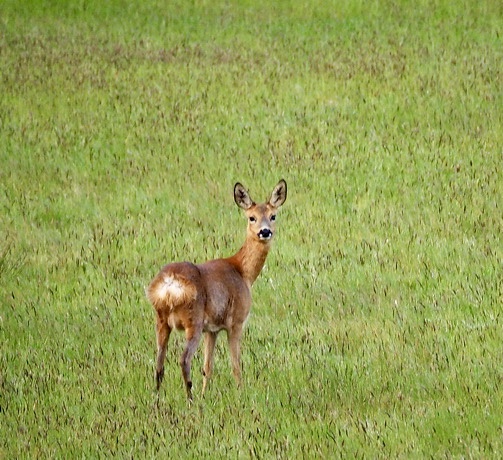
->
158;275;185;299
146;272;197;311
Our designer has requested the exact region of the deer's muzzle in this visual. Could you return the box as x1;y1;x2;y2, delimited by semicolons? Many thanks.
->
258;228;272;240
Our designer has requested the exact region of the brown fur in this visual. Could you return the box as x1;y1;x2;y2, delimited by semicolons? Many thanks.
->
146;180;287;400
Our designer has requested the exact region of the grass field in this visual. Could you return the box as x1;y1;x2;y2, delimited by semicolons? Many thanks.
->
1;0;502;457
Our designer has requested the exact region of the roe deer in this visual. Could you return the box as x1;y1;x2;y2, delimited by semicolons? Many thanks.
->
146;180;287;400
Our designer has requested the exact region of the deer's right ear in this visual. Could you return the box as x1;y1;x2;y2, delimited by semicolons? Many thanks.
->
234;183;254;210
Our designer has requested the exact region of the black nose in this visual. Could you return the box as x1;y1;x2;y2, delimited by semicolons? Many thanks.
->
258;228;272;239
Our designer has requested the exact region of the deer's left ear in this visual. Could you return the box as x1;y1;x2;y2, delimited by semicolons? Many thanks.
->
269;179;287;208
234;183;254;210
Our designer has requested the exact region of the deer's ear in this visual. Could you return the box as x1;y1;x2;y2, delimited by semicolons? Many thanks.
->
234;183;254;210
269;179;287;208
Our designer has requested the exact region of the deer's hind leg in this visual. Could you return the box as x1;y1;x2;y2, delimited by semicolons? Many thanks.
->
155;313;172;391
180;322;203;401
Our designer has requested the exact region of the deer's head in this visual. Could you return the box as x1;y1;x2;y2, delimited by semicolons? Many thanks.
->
234;179;287;243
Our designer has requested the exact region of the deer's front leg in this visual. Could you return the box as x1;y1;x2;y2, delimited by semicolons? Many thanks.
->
202;331;217;396
227;326;244;386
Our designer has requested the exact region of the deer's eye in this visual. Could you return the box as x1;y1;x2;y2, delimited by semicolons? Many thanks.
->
270;215;276;221
249;216;256;223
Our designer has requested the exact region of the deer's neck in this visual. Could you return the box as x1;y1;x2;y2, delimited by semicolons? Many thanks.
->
228;237;271;286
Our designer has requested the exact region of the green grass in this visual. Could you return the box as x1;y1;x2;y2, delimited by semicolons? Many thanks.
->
1;0;502;457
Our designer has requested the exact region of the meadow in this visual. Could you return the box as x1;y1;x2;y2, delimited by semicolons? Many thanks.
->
1;0;502;457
